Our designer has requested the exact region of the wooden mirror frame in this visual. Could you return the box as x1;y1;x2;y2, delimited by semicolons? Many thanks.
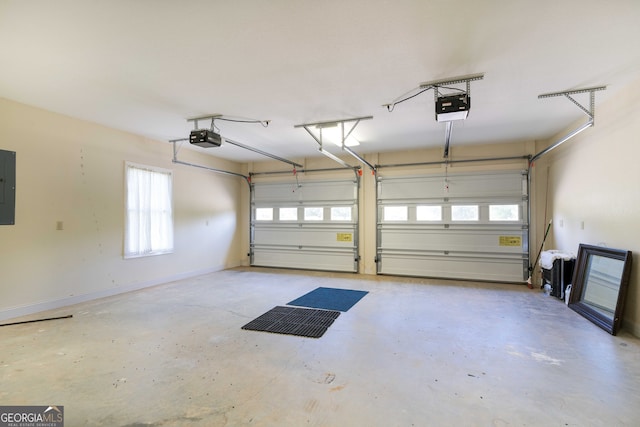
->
568;244;632;335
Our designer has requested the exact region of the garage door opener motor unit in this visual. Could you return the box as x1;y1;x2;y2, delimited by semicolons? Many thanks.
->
190;129;222;148
436;94;470;122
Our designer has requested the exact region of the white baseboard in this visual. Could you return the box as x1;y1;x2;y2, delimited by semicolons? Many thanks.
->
0;266;223;323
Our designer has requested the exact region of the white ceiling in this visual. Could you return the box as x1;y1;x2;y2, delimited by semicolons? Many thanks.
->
1;1;639;163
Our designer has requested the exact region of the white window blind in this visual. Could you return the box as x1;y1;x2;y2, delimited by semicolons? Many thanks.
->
124;162;173;258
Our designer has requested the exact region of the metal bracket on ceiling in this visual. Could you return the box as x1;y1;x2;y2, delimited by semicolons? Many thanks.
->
294;116;375;171
419;72;485;103
187;114;223;130
530;85;607;164
538;86;606;122
187;113;271;130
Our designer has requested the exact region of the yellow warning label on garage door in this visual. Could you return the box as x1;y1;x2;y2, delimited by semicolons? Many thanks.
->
499;236;522;246
337;233;353;242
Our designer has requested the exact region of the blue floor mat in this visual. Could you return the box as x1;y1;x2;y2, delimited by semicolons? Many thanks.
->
287;287;368;312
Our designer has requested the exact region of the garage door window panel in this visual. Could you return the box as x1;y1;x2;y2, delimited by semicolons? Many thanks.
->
331;206;352;221
384;206;408;221
304;207;324;221
489;204;519;221
256;208;273;221
279;207;298;221
417;205;442;221
451;205;479;221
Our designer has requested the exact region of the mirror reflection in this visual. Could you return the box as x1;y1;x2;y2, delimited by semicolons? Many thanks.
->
581;255;624;318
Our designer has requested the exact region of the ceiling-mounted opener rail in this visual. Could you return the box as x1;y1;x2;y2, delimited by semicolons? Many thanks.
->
384;73;485;159
530;85;606;164
186;114;303;169
169;114;302;185
168;137;251;185
294;116;375;174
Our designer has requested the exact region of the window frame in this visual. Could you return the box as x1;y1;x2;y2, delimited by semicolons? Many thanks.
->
124;161;174;259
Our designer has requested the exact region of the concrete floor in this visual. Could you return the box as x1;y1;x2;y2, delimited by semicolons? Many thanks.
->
1;267;640;427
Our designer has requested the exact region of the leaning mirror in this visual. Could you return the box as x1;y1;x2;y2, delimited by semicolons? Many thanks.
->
568;244;632;335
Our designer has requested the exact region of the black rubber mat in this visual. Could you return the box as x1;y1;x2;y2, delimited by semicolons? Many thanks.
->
241;306;340;338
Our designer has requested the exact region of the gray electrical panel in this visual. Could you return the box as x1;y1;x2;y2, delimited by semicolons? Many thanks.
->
0;149;16;225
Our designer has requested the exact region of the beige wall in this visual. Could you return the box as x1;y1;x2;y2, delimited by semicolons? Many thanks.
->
0;98;246;320
532;77;640;335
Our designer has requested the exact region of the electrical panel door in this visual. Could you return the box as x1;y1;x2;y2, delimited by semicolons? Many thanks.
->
0;149;16;225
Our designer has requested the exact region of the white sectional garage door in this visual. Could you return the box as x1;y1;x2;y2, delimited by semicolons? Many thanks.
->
377;170;529;282
251;179;359;272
